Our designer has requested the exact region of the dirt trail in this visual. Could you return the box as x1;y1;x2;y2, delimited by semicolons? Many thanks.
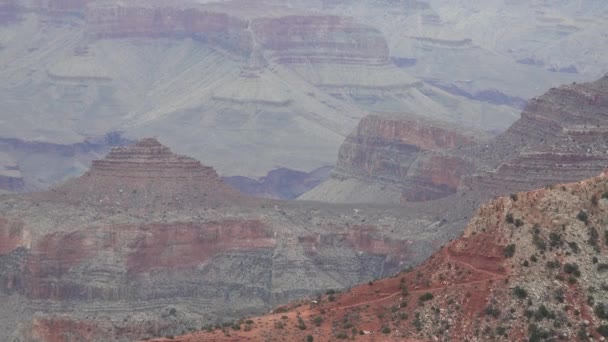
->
336;249;506;312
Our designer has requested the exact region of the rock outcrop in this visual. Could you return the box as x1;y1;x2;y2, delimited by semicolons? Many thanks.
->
252;15;388;65
46;138;243;208
0;138;443;341
86;3;253;56
168;169;608;341
302;114;482;203
305;75;608;204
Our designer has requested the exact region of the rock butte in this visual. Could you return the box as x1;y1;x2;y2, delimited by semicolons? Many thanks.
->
41;137;245;209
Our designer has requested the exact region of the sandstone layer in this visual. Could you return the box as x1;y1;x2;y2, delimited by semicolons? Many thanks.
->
0;138;449;341
301;114;483;203
167;169;608;341
304;75;608;204
9;0;597;191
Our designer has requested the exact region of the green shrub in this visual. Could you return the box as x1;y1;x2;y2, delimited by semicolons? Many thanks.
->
533;235;547;251
549;233;562;247
413;313;423;331
513;286;528;299
506;213;515;224
510;193;518;201
602;191;608;200
577;210;588;223
419;293;434;302
568;241;579;253
598;325;608;337
534;305;554;321
595;303;608;319
485;305;501;318
564;263;580;277
306;335;314;342
528;324;550;342
504;244;516;258
515;219;524;227
312;316;323;326
336;332;348;339
546;260;560;269
381;326;391;334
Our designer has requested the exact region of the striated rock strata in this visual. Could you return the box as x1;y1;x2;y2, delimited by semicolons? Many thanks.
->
169;169;608;341
304;75;608;204
0;138;445;341
302;114;482;203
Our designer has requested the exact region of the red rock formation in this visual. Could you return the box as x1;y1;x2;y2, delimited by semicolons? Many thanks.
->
0;138;428;341
43;138;245;209
166;169;608;342
464;75;608;195
331;114;478;201
308;75;608;203
86;4;253;56
252;15;389;65
24;219;275;300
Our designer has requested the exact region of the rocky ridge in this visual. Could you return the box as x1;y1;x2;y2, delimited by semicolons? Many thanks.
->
304;75;608;204
165;169;608;341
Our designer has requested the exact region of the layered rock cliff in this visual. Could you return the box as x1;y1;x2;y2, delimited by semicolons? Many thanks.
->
0;138;446;341
168;169;608;341
301;114;482;203
86;4;253;56
304;75;608;204
465;74;608;195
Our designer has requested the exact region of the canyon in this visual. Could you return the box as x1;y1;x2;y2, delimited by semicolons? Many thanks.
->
1;0;605;192
303;75;608;205
162;165;608;341
0;138;454;341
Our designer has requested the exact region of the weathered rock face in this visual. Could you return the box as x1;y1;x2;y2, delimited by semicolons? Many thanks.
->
47;138;244;208
170;169;608;342
86;4;253;56
252;15;388;65
0;138;441;341
305;75;608;204
464;75;608;195
303;114;480;202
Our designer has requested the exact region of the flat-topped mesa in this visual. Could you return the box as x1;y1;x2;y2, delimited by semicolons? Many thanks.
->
45;138;244;208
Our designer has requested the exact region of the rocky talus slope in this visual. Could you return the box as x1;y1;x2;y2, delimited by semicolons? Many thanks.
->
0;138;450;341
166;170;608;341
304;75;608;204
